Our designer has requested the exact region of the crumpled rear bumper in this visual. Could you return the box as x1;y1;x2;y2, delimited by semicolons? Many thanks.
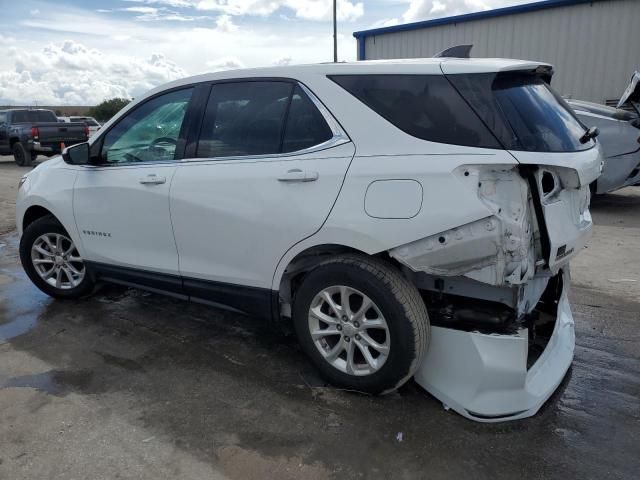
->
414;270;574;422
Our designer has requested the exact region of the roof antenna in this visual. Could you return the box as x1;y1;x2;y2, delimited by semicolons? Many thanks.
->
433;44;473;59
332;0;337;62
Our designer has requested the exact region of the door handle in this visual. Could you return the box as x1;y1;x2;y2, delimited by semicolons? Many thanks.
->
277;169;319;183
139;174;166;185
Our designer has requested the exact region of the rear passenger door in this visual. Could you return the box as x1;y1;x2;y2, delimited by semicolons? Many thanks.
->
170;80;354;313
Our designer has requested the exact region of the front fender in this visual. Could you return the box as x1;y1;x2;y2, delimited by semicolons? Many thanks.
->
16;165;82;255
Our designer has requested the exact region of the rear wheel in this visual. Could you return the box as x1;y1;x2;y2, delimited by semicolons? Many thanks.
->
20;216;95;299
293;255;429;394
13;142;28;166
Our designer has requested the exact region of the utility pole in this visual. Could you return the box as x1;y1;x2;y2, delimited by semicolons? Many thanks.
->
333;0;337;62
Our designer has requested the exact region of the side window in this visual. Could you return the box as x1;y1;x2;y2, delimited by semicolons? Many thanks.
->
0;112;6;124
197;81;335;158
101;88;193;164
282;86;333;153
197;81;292;158
329;75;500;149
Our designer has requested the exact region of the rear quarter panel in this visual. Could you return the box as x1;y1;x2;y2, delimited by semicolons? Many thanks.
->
272;150;519;289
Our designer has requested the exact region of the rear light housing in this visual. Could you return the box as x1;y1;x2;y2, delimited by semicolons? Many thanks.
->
84;125;90;138
31;126;39;139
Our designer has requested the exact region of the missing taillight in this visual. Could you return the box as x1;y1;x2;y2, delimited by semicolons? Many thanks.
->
541;171;555;195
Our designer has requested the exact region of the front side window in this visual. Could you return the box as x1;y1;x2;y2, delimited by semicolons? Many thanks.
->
101;88;193;164
448;73;594;152
197;81;334;158
330;74;501;149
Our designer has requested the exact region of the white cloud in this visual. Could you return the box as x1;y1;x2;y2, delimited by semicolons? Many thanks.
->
2;3;359;105
124;0;194;6
121;5;210;21
30;8;41;15
216;14;238;32
204;56;245;71
196;0;364;21
401;0;527;23
124;6;160;14
0;34;17;44
0;40;186;105
273;56;292;66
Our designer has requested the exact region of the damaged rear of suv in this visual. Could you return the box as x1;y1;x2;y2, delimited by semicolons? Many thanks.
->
294;59;601;421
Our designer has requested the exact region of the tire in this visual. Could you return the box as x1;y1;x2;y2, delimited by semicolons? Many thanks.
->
293;255;429;394
13;142;28;166
20;215;95;299
30;151;38;164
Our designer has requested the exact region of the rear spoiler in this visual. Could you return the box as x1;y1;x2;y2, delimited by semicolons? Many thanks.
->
435;44;553;82
617;71;640;110
433;44;473;58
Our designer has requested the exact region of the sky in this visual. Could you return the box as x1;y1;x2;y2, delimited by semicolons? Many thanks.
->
0;0;533;105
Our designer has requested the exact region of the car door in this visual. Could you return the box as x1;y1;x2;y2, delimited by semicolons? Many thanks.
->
170;80;354;314
73;87;194;288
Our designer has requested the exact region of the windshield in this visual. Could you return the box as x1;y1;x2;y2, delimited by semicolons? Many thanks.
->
448;73;594;152
11;110;58;123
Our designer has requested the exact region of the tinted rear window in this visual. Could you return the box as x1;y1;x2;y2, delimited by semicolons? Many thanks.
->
329;75;501;149
11;110;58;123
448;73;594;152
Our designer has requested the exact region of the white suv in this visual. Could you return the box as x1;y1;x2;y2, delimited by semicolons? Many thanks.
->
16;59;602;422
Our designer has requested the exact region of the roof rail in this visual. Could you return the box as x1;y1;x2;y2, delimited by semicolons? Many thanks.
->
433;44;473;58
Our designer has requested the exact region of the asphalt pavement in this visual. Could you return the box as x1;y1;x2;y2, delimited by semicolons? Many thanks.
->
0;156;638;479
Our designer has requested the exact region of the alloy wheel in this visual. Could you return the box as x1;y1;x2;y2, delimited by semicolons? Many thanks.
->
308;285;391;376
30;233;85;290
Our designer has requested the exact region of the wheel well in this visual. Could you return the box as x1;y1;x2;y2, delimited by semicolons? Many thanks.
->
10;137;19;147
277;244;402;316
22;206;56;232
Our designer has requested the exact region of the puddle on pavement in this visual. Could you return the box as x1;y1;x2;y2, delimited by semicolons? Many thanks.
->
0;261;50;343
0;313;39;343
0;370;93;396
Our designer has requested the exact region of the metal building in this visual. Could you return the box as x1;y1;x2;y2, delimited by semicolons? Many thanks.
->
353;0;640;104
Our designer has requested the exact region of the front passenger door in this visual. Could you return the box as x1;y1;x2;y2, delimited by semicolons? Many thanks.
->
73;87;194;283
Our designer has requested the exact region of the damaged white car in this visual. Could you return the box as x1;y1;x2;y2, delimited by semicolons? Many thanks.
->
567;71;640;194
16;59;601;422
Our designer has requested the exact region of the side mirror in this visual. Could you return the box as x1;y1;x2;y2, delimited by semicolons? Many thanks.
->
62;142;91;165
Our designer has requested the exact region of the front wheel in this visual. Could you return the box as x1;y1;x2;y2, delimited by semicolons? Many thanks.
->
20;216;95;299
293;255;429;394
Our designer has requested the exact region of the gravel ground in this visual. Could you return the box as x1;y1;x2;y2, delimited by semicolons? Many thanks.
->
1;155;639;479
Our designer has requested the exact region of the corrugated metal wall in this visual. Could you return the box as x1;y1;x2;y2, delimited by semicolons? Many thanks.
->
362;0;640;103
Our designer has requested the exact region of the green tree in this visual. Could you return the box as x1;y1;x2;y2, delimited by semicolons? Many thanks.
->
87;98;132;122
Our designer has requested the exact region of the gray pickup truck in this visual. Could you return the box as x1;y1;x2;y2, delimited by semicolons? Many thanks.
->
0;109;89;166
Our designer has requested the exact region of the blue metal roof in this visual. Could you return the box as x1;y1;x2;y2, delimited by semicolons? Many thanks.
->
353;0;600;39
